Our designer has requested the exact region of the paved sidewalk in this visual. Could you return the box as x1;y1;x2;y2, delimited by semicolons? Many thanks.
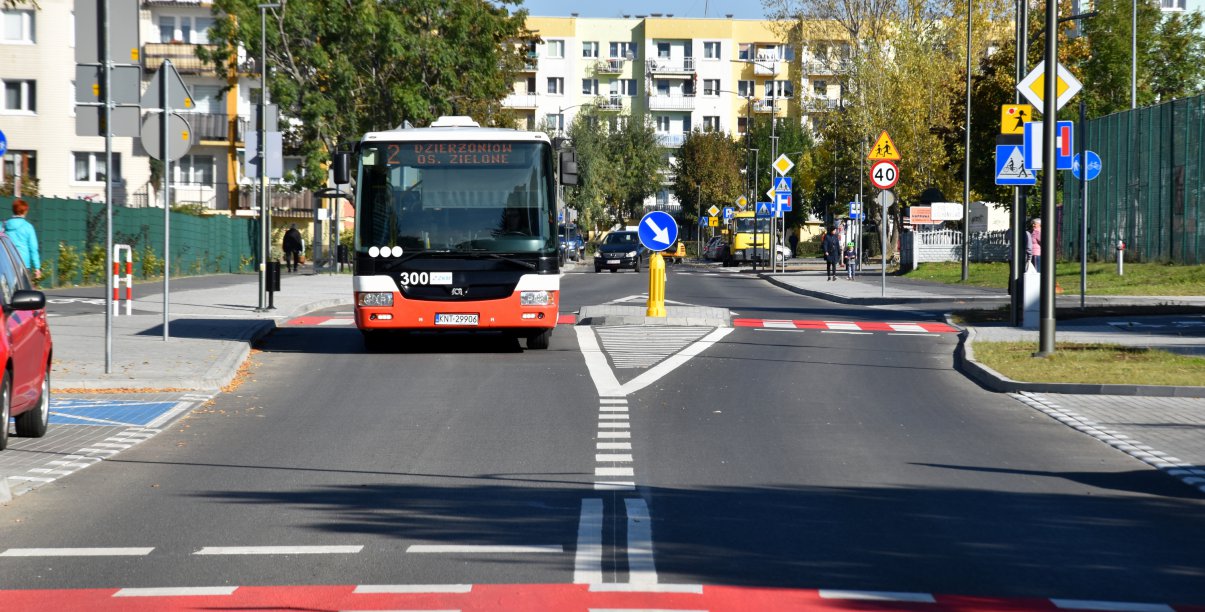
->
50;271;354;391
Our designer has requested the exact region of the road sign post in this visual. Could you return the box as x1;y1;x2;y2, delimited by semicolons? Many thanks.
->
638;211;677;318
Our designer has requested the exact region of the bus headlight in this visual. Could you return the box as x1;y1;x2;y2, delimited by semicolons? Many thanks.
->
521;290;552;306
357;292;394;307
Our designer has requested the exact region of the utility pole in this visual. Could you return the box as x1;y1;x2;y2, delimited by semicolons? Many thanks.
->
1037;0;1058;356
1011;0;1029;326
256;3;279;311
962;0;973;282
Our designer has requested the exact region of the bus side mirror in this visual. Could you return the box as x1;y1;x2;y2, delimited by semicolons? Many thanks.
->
560;150;579;186
333;151;351;185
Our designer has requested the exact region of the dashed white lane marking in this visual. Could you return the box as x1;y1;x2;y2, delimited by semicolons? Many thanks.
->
624;499;657;584
600;398;628;404
598;431;632;439
598;422;630;428
887;323;928;333
1050;600;1173;612
824;321;862;330
600;405;629;412
596;454;633;462
353;585;473;594
194;545;363;555
596;467;635;477
574;499;604;584
819;589;936;603
405;545;563;554
114;586;238;597
599;413;629;420
1;547;154;557
589;584;703;593
820;330;872;335
597;442;632;450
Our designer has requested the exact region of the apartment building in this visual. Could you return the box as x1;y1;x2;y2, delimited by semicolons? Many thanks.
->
1;0;299;213
508;15;848;210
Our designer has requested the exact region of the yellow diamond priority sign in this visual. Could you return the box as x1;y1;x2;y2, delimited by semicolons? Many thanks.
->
772;154;794;176
736;195;748;209
1016;62;1082;113
707;205;720;217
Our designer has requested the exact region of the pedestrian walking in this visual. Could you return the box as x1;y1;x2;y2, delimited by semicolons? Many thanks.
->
822;227;841;281
282;224;304;273
4;199;42;283
843;241;857;280
1026;218;1042;272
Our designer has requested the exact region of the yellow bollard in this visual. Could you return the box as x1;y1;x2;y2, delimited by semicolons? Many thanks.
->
646;252;666;317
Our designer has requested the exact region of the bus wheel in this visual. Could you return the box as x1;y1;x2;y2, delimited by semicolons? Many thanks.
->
527;329;552;350
363;331;390;353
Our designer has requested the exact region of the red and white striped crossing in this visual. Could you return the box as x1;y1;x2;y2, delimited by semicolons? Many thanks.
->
734;319;959;334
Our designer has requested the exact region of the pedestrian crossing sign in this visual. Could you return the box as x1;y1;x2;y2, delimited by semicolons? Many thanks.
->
867;130;900;161
774;177;792;193
995;144;1036;186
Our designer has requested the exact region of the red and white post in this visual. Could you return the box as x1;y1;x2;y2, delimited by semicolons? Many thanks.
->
112;244;133;316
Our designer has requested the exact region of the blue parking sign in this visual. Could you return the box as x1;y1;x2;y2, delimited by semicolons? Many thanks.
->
722;207;734;220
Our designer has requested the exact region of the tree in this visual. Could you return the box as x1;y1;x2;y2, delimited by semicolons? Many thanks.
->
612;115;665;223
1078;0;1161;116
746;116;816;227
202;0;531;191
564;111;667;232
1147;11;1205;102
671;129;745;226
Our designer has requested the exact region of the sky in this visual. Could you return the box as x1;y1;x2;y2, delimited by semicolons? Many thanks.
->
516;0;772;20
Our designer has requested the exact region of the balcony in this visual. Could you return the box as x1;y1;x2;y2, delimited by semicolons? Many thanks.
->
594;59;626;74
752;98;779;113
179;113;246;143
648;94;696;111
656;132;688;148
503;93;539;109
144;42;219;76
646;57;696;75
753;56;781;75
803;97;840;112
596;96;625;111
521;53;539;71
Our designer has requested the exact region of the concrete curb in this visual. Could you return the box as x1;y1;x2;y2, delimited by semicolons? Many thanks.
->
954;325;1205;398
760;274;1004;305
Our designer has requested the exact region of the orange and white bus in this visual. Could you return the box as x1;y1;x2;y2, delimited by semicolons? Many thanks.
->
332;116;575;351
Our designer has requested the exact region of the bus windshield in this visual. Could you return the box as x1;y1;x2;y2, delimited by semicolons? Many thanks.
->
734;217;772;234
355;141;555;255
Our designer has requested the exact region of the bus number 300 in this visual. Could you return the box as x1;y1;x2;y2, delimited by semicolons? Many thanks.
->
400;272;431;285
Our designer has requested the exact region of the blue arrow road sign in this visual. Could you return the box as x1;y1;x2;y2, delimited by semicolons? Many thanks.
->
638;210;678;251
1072;150;1102;181
996;144;1036;186
722;206;734;220
0;129;7;157
773;176;792;193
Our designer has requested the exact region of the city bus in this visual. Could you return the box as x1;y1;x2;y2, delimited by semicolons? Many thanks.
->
332;116;576;351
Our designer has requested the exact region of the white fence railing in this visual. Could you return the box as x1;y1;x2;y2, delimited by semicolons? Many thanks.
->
900;229;1012;270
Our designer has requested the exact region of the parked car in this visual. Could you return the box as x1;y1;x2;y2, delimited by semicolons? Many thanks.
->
559;223;585;262
594;230;649;273
703;236;729;261
775;243;793;262
0;230;52;451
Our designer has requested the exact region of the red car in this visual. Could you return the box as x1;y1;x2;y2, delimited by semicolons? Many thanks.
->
0;229;51;450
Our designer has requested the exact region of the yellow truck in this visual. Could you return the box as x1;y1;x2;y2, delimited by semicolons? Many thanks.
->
724;211;774;266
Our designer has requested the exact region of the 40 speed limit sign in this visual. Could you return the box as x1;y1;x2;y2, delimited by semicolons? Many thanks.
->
869;160;899;190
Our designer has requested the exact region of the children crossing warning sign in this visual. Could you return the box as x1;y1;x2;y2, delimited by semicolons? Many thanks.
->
867;131;900;161
995;144;1036;186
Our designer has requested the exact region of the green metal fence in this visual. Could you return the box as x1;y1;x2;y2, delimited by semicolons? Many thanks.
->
0;196;257;286
1062;94;1205;264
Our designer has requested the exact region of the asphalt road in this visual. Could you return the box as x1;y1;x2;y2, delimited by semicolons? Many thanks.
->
2;265;1203;608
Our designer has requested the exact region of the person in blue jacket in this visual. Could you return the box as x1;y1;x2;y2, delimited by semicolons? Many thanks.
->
4;199;42;281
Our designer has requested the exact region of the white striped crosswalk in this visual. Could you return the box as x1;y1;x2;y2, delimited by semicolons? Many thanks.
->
594;326;713;369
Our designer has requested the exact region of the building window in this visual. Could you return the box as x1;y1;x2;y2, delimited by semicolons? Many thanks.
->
582;41;599;58
1;151;37;185
2;9;35;43
157;15;214;44
2;79;35;112
703;116;720;132
765;80;794;98
703;79;720;96
657;42;671;58
738;43;751;60
656;79;670;96
545;39;564;58
582;79;599;95
615;79;636;96
1161;0;1186;9
813;80;827;97
547;77;564;95
73;152;121;183
610;41;637;59
703;41;720;59
655;116;671;132
545;113;564;132
656;189;670;207
737;80;754;98
737;117;748;134
177;155;215;186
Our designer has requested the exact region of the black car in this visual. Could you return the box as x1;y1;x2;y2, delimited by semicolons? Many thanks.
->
594;231;648;273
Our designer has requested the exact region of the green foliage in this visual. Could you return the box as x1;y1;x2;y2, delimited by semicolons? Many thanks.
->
202;0;532;192
140;244;164;278
672;130;746;226
747;116;816;226
340;228;355;250
564;109;668;231
55;242;81;287
81;245;107;285
0;175;39;198
171;202;209;216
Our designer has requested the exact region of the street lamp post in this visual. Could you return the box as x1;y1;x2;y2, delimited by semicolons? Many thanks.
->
962;0;973;282
256;3;279;312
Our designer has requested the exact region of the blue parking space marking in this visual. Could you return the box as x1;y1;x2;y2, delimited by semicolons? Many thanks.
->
50;399;182;427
